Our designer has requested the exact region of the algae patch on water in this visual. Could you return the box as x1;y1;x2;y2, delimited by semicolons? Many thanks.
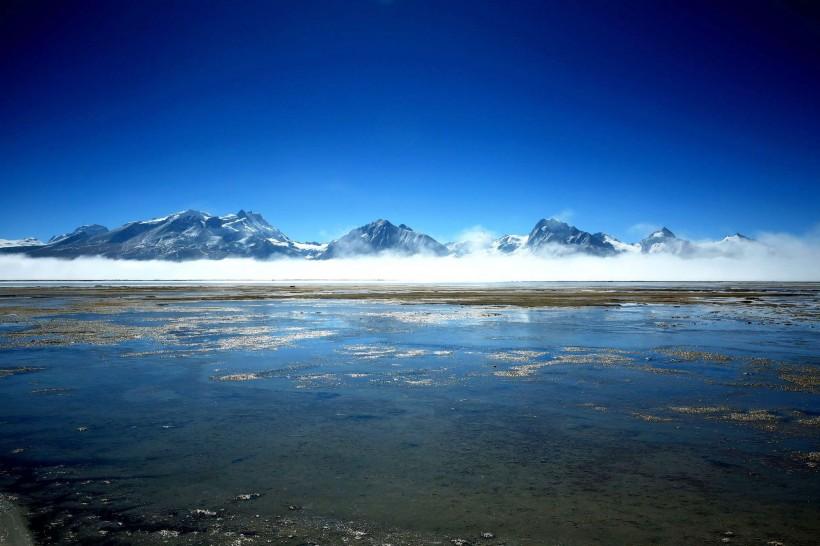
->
0;366;44;378
339;344;453;360
211;365;315;382
658;348;733;363
777;365;820;393
492;348;634;378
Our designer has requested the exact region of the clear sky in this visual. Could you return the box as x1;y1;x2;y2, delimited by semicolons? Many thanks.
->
1;0;818;243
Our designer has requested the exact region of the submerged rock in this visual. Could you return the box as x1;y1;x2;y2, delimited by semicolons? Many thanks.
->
235;493;261;501
191;508;217;517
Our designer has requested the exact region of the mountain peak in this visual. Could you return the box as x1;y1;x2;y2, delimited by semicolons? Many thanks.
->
321;219;446;258
0;211;766;261
230;210;275;231
22;210;298;260
534;218;570;229
527;218;617;256
174;209;208;218
649;227;676;239
640;227;692;254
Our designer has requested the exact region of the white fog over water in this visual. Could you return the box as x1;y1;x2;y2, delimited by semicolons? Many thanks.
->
1;234;819;282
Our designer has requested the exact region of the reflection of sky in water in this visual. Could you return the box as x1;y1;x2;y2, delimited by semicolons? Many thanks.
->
0;297;819;544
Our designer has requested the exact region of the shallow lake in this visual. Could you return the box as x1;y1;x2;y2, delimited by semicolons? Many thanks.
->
1;286;818;545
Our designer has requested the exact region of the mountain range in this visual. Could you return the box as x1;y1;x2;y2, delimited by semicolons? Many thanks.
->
0;209;757;261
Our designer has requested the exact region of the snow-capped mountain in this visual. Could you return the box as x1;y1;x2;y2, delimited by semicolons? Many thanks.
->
526;218;619;256
0;237;44;248
445;233;527;256
291;241;328;258
639;228;693;255
321;219;448;258
494;234;528;254
690;233;760;258
47;224;109;246
639;228;763;257
721;233;753;244
603;234;640;253
0;210;763;261
3;210;321;260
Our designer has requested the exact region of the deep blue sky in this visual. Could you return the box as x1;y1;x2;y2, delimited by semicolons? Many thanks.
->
2;0;819;243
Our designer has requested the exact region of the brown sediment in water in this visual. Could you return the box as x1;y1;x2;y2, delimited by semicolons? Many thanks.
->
657;348;732;362
0;367;44;379
488;350;548;363
631;364;687;375
797;416;820;427
0;312;334;351
777;365;820;393
493;350;634;377
211;365;315;382
725;409;780;431
212;372;262;382
632;412;675;423
668;406;785;432
669;406;730;415
0;319;157;348
793;451;820;469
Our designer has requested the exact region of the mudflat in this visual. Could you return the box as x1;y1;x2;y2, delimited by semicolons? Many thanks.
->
1;281;818;307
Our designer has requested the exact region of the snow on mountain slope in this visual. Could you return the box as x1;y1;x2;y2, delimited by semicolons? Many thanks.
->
0;237;43;248
603;234;640;253
321;219;448;258
493;234;528;254
639;228;693;255
0;211;767;261
526;218;619;256
8;210;304;260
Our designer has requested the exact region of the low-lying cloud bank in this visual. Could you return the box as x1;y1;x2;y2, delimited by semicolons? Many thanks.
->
1;234;818;282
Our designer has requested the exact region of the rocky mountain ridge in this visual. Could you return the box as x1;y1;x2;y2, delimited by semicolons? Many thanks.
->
0;210;756;260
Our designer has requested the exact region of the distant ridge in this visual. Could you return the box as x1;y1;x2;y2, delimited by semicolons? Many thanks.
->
0;210;758;261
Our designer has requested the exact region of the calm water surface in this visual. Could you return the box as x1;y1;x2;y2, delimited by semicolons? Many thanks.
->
0;288;818;545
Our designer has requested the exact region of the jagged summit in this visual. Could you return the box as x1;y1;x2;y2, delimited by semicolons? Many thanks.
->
640;227;692;255
0;211;760;260
321;219;448;258
526;218;618;256
648;227;676;239
494;234;528;254
5;210;313;261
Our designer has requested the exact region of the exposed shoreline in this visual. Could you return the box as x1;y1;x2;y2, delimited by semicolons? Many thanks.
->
1;282;818;309
0;495;34;546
